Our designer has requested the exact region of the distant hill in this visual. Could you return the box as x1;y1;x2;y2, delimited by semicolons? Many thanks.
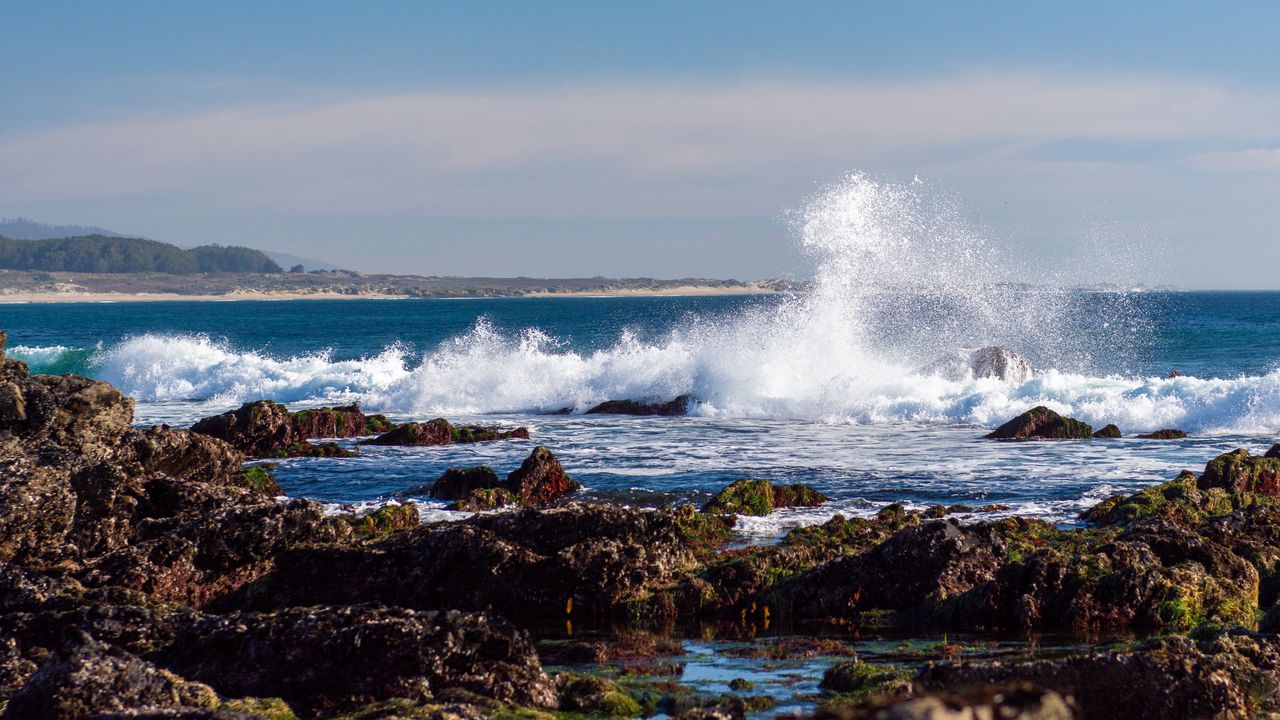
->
0;235;283;274
0;217;129;241
265;250;340;272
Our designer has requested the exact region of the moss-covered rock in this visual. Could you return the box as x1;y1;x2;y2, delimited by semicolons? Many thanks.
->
429;466;503;500
1080;470;1276;526
820;660;912;699
556;674;643;717
454;487;521;512
1137;428;1188;439
230;465;282;496
267;441;357;459
702;479;828;516
985;405;1093;440
1200;448;1280;496
347;503;420;537
1094;423;1122;438
220;697;300;720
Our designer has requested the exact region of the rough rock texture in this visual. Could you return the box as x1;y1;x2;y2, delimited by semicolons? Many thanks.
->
585;395;691;416
985;406;1093;440
161;605;557;715
1199;447;1280;496
189;400;386;457
223;504;698;620
5;634;217;720
359;417;529;447
427;466;503;501
1136;428;1188;439
1093;423;1122;438
702;479;828;516
505;446;580;506
916;632;1280;720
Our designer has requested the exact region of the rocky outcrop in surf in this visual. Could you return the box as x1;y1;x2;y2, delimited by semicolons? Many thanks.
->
586;394;691;416
985;406;1093;440
189;400;391;457
357;416;529;446
923;345;1033;383
702;479;828;516
424;447;580;510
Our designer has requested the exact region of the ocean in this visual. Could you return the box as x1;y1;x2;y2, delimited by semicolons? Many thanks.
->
4;175;1278;538
4;289;1280;537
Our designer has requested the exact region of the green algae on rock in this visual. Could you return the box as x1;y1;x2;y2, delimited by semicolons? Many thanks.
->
985;405;1093;440
346;503;420;538
702;479;828;516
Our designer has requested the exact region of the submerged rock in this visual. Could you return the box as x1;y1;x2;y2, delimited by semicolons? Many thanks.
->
359;417;529;446
586;395;691;416
1136;428;1187;439
985;406;1093;440
702;479;828;516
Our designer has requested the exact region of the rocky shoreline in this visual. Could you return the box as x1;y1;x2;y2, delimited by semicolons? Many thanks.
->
4;328;1280;719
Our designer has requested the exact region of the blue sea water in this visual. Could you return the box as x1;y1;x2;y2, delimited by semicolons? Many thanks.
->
4;290;1280;534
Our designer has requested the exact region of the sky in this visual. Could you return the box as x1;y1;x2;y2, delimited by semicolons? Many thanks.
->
2;1;1280;287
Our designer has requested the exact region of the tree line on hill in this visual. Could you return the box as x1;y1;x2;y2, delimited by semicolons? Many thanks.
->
0;235;283;274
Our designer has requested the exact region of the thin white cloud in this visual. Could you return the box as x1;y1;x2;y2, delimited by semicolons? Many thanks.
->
2;73;1278;219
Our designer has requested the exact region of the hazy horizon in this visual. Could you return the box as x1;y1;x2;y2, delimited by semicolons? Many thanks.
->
4;2;1280;288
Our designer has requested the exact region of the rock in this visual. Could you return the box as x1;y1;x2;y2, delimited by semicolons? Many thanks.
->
809;684;1074;720
1093;424;1122;438
819;661;911;697
126;427;245;485
359;418;529;446
556;674;643;716
1199;448;1280;496
223;504;699;620
702;479;828;516
586;395;690;416
1267;443;1280;459
190;400;386;457
915;632;1280;720
5;633;218;720
985;406;1093;440
506;446;580;506
454;487;520;511
1136;428;1187;439
923;346;1032;384
80;499;351;608
160;605;557;715
428;466;503;501
346;503;420;537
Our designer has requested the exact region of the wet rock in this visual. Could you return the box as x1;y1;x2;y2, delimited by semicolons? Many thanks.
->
916;632;1280;720
454;487;520;511
190;401;386;457
586;395;690;416
5;633;217;720
428;466;503;501
506;446;579;506
161;604;557;715
226;504;698;620
346;503;420;538
810;684;1074;720
923;346;1032;384
1136;428;1187;439
556;674;642;717
1199;448;1280;496
126;428;246;485
702;479;827;516
985;406;1093;440
359;417;529;446
1093;424;1122;438
80;499;351;608
819;661;912;698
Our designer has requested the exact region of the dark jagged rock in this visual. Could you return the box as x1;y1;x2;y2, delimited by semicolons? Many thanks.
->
80;499;351;608
986;406;1093;440
346;503;420;538
359;417;529;446
160;605;557;714
222;504;698;620
809;684;1074;720
1093;423;1122;438
5;633;217;720
506;446;580;506
1136;428;1187;439
454;487;520;511
190;400;384;457
428;466;503;500
702;479;828;516
916;632;1280;720
586;395;691;416
126;427;245;485
1267;443;1280;459
1199;447;1280;496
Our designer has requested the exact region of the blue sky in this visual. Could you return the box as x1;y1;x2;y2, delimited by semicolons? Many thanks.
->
3;2;1280;286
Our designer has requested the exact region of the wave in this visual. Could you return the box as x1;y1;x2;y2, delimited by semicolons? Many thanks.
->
7;173;1277;434
10;329;1280;435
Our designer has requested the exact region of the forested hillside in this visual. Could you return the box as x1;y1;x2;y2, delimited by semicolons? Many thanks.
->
0;235;283;274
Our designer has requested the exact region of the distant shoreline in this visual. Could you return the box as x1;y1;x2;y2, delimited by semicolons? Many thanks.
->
0;283;784;304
